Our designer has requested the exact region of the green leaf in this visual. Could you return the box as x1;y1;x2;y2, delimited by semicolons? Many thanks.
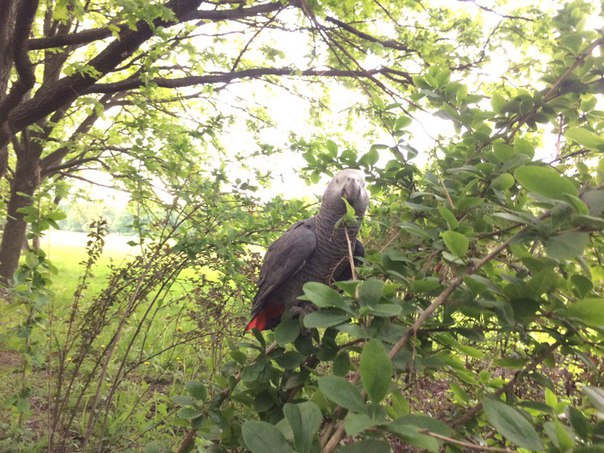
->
334;280;361;297
185;381;207;401
585;386;604;412
242;421;292;453
338;439;391;453
361;147;379;166
344;412;377;435
482;398;543;450
566;127;604;150
317;376;366;412
333;352;350;376
390;393;410;416
514;165;578;200
583;190;604;216
438;206;459;229
274;316;301;346
545;387;558;409
566;298;604;328
302;282;346;309
143;441;164;453
360;339;392;403
491;93;505;113
178;407;203;420
388;423;439;452
367;304;402;317
399;222;432;239
450;383;469;404
388;415;451;452
303;311;350;328
441;230;469;258
392;414;452;435
394;115;412;130
563;193;589;214
172;396;197;406
326;139;338;156
491;173;515;191
544;232;589;260
46;210;67;221
275;351;305;369
560;32;583;53
571;275;593;298
359;278;385;306
547;419;575;451
493;143;516;161
283;402;322;453
514;138;535;159
494;357;527;369
568;406;589;440
413;278;442;293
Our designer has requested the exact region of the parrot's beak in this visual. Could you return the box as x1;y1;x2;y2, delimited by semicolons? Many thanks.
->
342;177;368;206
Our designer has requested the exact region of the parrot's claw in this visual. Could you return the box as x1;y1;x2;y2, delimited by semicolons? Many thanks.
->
290;301;317;317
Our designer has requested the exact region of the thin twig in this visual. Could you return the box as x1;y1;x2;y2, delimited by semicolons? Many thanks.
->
420;429;515;452
344;227;358;280
440;177;456;210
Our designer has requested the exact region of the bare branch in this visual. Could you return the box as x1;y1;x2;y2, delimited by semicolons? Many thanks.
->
457;0;536;21
28;27;113;50
325;15;416;53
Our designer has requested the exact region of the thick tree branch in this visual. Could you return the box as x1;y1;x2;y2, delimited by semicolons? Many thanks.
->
0;0;39;123
84;67;406;93
5;0;203;144
27;2;285;50
28;27;113;50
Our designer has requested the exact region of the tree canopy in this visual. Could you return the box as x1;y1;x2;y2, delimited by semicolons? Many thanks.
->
1;0;603;452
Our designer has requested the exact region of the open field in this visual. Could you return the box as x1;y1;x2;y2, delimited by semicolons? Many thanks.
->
42;230;137;299
42;230;137;265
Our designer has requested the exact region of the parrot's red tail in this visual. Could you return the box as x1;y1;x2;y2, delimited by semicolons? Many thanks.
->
245;304;284;332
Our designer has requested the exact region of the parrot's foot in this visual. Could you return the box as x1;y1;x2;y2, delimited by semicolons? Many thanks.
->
289;301;317;317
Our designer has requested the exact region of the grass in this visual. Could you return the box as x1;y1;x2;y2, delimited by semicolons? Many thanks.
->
42;230;137;301
1;230;249;451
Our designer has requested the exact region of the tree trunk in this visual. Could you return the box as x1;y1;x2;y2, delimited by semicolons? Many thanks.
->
0;0;17;176
0;156;38;283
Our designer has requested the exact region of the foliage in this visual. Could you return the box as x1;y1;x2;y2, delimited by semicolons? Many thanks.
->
172;2;604;452
1;0;603;452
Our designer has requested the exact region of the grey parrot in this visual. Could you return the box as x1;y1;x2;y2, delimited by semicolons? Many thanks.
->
246;169;369;331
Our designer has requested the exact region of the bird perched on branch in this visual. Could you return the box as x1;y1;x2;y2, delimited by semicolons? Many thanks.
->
246;169;369;332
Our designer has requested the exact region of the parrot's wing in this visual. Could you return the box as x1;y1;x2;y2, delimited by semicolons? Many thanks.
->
247;219;316;330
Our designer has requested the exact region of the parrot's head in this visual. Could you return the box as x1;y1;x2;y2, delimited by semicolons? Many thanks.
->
323;169;369;217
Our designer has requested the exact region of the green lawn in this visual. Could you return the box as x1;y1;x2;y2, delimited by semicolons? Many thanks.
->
42;230;137;300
